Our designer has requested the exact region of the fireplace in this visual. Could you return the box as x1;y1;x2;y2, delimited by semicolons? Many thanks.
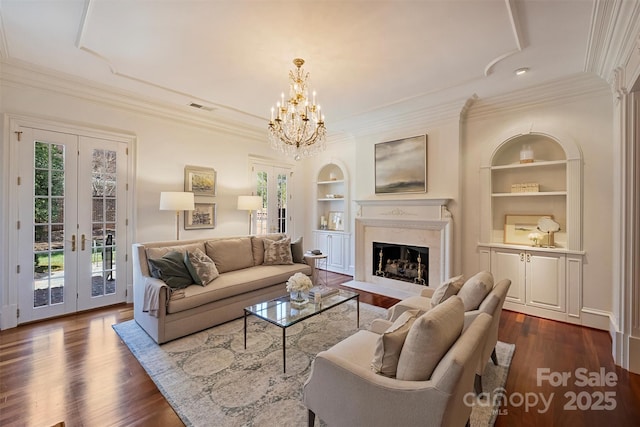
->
372;242;429;286
350;198;452;298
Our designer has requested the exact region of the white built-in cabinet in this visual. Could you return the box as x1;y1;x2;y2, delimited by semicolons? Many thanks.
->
313;163;351;274
478;133;584;324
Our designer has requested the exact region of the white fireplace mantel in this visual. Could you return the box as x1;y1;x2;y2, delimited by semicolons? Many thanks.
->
350;198;454;298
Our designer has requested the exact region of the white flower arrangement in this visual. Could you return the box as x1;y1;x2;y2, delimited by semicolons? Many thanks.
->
286;272;313;293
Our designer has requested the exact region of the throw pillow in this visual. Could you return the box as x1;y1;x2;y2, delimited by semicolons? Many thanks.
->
430;274;464;309
457;271;494;311
371;309;421;377
395;296;464;381
263;237;294;265
290;236;304;264
147;251;193;289
184;248;219;285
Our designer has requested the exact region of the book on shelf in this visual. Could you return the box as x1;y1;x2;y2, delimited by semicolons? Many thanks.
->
308;286;339;298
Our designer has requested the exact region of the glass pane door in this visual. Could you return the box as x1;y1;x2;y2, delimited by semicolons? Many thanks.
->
77;137;127;310
19;129;78;321
18;128;128;322
252;163;291;235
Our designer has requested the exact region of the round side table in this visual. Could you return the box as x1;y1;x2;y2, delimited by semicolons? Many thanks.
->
303;253;328;287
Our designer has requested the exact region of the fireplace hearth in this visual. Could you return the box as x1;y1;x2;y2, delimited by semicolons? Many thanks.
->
373;242;429;286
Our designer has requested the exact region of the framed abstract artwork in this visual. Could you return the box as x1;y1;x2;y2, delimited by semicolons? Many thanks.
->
185;165;217;196
375;134;427;194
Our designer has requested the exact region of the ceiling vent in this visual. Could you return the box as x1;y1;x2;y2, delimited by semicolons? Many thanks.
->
189;102;215;112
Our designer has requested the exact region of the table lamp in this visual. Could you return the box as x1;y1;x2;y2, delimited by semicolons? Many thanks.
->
237;195;262;234
160;191;195;240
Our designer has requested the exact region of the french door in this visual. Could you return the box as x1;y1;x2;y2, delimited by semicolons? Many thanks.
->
252;162;291;235
17;127;128;323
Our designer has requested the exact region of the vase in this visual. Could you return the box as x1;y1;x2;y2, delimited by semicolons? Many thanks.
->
290;290;308;306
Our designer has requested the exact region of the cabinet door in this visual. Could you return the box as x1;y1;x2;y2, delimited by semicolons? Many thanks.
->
526;252;566;312
327;234;344;270
313;232;328;255
491;249;525;304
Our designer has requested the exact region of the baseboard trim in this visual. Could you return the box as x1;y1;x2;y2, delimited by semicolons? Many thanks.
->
580;307;611;330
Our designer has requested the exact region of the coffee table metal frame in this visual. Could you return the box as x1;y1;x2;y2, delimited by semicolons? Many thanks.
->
243;289;359;373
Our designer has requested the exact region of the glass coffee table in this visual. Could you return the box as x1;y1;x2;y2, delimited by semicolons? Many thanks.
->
244;289;359;373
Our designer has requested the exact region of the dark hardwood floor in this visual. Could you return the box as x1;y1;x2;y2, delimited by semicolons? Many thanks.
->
1;272;638;426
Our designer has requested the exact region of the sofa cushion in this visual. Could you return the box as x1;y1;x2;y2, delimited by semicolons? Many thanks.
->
184;248;219;285
250;233;285;265
205;237;254;274
290;236;304;264
147;251;194;289
166;263;312;314
371;309;420;377
395;296;464;381
457;271;494;311
263;237;293;265
430;274;464;308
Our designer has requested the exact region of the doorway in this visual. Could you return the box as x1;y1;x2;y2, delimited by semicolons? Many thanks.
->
15;125;130;323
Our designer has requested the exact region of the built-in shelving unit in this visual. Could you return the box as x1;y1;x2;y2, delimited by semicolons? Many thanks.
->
478;132;584;325
313;163;350;274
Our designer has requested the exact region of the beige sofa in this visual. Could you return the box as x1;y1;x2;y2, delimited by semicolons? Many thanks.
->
133;233;312;344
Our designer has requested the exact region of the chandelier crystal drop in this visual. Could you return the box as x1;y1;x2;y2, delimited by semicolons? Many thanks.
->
268;58;326;160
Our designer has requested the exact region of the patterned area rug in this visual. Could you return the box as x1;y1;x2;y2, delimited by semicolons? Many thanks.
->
113;301;514;426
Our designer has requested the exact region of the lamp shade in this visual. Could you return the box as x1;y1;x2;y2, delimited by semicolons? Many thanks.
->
237;195;262;211
160;192;195;211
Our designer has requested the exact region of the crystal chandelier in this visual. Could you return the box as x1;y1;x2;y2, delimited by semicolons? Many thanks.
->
268;58;326;160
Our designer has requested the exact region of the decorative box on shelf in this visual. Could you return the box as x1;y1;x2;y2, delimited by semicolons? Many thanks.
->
511;183;540;193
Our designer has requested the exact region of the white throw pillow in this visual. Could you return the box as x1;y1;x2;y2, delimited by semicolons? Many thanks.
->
457;271;494;311
395;296;464;381
430;274;464;309
371;309;421;377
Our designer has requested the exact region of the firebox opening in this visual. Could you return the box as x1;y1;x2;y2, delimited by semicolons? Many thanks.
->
372;242;429;286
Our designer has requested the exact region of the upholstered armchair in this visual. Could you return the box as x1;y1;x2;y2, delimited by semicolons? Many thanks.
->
386;273;512;394
303;296;492;427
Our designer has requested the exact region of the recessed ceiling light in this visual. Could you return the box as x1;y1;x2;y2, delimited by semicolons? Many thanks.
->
515;67;529;76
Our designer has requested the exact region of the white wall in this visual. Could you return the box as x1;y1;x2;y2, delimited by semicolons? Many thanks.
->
0;79;306;326
462;85;614;318
352;119;464;274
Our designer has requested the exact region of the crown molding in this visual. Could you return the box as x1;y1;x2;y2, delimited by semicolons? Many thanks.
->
0;58;267;142
466;73;610;120
586;0;640;82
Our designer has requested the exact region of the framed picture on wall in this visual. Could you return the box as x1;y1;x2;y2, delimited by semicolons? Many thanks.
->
375;134;427;194
185;203;216;229
185;165;217;196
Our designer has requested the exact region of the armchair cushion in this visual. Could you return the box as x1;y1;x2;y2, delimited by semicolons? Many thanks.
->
371;309;420;377
457;271;494;311
396;296;464;381
430;274;464;308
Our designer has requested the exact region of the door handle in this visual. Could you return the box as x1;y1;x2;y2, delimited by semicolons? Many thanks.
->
526;253;531;263
520;252;524;262
71;234;76;252
81;234;86;251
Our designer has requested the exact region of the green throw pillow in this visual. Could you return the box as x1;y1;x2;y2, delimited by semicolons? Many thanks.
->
290;236;304;264
148;251;193;289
